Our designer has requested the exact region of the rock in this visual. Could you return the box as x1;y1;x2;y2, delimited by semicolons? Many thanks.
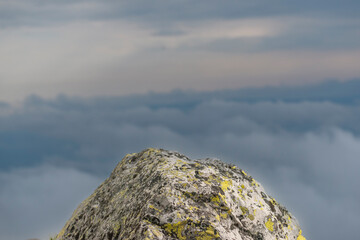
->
56;148;306;240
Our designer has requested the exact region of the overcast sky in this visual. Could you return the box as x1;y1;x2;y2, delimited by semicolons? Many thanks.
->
1;1;360;240
1;0;360;103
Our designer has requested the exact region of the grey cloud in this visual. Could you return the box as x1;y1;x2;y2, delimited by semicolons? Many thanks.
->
0;165;102;240
0;0;358;81
1;0;359;29
0;102;10;115
20;78;360;110
1;3;360;105
0;101;9;107
187;20;360;52
1;80;360;239
0;0;100;28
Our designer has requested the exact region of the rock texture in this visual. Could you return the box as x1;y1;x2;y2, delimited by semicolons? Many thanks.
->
56;148;306;240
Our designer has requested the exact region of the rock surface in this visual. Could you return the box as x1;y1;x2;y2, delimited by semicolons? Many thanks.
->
56;148;306;240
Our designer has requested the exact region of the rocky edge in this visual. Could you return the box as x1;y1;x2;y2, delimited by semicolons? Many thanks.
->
56;148;306;240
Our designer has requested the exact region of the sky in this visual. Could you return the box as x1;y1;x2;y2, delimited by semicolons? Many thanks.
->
1;0;360;104
0;1;360;240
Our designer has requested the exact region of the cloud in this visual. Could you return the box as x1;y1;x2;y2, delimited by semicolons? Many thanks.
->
0;165;102;240
0;102;10;115
2;22;360;104
1;80;360;239
1;0;359;29
1;1;360;103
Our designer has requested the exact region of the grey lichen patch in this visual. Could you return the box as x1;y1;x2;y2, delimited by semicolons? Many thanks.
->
56;148;306;240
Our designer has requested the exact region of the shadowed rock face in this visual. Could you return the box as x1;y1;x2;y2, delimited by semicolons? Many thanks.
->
56;148;306;240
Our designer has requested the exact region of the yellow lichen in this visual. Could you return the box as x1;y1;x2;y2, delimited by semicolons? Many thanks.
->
195;225;220;240
149;204;162;212
218;193;227;204
287;215;293;230
297;230;306;240
113;222;121;234
265;218;274;232
163;221;187;240
211;195;220;203
220;180;232;192
238;188;245;200
163;220;219;240
220;212;228;219
270;198;277;206
189;206;199;211
250;178;260;187
240;206;248;215
176;159;187;165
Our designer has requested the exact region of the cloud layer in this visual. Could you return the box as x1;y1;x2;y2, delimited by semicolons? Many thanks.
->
0;165;101;240
1;80;360;239
1;1;360;103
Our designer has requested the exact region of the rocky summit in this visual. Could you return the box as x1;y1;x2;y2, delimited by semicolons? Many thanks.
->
56;148;306;240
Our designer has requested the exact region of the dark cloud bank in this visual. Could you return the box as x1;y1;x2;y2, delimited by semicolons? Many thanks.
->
2;0;360;54
1;79;360;239
2;0;359;28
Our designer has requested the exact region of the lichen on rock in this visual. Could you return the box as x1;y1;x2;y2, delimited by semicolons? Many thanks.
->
56;148;306;240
